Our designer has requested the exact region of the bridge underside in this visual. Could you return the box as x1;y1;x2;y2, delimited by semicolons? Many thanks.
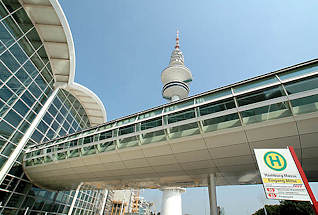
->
24;112;318;191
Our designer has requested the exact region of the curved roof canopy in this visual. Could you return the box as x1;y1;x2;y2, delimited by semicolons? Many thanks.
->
21;0;106;125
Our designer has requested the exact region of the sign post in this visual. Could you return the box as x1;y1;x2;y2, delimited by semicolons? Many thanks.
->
254;147;318;214
288;146;318;214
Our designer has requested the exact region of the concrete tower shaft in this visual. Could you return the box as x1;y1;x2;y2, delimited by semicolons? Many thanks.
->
161;31;192;101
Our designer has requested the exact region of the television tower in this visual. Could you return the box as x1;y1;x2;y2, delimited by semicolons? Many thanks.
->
160;31;190;215
161;31;192;102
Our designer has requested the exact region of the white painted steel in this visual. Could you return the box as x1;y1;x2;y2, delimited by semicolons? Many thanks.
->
160;187;185;215
20;0;107;126
68;182;83;215
0;88;59;184
99;189;109;215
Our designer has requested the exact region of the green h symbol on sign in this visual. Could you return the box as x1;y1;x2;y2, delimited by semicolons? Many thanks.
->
269;155;282;166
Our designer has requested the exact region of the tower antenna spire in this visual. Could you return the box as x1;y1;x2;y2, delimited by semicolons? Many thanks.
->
175;30;180;49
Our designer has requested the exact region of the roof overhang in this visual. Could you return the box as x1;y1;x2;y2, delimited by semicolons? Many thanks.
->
21;0;75;86
66;83;107;126
20;0;107;125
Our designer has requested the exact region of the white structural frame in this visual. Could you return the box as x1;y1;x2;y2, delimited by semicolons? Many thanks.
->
68;182;84;215
0;88;59;184
19;0;107;126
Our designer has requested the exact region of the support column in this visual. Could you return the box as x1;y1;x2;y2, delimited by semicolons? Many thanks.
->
160;187;185;215
208;174;218;215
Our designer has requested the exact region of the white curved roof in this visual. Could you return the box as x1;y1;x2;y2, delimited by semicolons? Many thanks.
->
21;0;107;125
67;83;107;126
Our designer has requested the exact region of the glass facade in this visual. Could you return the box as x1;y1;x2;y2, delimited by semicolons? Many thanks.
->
0;1;106;215
25;60;318;166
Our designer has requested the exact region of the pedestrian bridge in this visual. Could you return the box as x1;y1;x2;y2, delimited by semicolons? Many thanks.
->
23;60;318;191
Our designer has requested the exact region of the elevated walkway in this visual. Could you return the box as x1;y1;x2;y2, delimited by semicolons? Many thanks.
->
23;60;318;191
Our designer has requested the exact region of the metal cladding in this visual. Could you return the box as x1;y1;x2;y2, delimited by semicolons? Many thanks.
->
161;31;192;101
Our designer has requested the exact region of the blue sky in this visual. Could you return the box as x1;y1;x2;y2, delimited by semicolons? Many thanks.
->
59;0;318;214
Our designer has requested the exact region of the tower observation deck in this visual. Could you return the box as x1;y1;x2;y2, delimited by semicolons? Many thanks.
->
23;59;318;191
161;31;192;101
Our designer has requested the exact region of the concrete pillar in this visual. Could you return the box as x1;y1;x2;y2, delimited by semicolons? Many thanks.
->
208;174;218;215
160;187;185;215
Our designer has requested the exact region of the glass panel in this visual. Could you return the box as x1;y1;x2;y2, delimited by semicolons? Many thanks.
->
1;142;15;156
141;130;166;145
279;63;318;80
167;109;195;124
9;42;27;64
18;36;33;57
44;154;53;163
199;98;235;116
169;122;200;139
29;82;42;98
6;193;24;208
0;100;9;116
3;15;23;39
25;27;41;50
196;89;232;104
0;120;14;138
0;50;19;72
164;99;194;112
5;109;22;127
81;145;96;156
0;61;11;82
241;102;291;125
236;86;285;106
140;117;162;130
23;60;38;78
284;76;318;95
21;90;35;107
84;135;94;144
138;109;162;120
2;0;21;12
81;128;96;136
35;74;48;91
21;196;35;209
96;141;115;152
0;155;6;168
233;76;279;93
291;95;318;115
99;130;112;140
202;113;241;132
116;117;136;126
13;99;29;116
12;7;33;33
7;75;24;95
15;180;32;194
0;22;14;51
68;148;80;158
57;151;66;160
33;157;43;165
118;124;135;136
118;136;138;149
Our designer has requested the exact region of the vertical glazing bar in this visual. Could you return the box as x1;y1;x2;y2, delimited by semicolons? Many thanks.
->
0;88;59;183
68;182;83;215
